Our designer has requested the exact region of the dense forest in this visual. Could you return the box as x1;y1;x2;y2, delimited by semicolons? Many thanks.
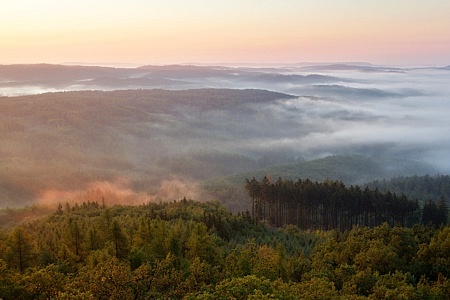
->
367;175;450;206
245;177;448;230
0;199;449;299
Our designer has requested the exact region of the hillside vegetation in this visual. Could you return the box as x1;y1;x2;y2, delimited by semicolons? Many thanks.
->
0;200;449;299
367;175;450;204
0;89;295;207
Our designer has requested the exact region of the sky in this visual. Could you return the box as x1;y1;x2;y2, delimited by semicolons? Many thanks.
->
2;0;450;66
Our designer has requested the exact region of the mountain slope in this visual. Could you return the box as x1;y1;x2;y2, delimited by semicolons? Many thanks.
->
0;89;295;207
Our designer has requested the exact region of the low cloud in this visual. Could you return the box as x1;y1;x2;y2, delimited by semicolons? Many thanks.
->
36;176;205;208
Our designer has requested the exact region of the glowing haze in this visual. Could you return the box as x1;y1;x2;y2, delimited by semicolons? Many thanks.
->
2;0;450;66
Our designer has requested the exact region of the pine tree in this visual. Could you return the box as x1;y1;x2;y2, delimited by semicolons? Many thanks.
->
110;219;128;259
7;226;35;273
437;196;449;225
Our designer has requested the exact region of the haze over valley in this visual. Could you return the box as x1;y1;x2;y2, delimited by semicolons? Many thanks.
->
3;2;450;298
0;63;448;210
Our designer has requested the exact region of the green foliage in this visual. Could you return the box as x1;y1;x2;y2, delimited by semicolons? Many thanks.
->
20;264;68;300
369;271;419;300
203;275;275;299
0;200;448;299
417;226;450;279
422;198;448;227
72;256;133;300
6;225;36;273
295;277;339;299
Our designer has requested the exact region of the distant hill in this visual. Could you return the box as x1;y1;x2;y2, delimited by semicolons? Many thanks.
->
0;89;295;207
296;63;404;73
0;64;345;96
212;154;435;185
366;175;450;205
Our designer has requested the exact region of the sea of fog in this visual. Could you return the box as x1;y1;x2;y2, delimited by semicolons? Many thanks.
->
0;64;450;209
1;64;449;173
279;67;450;171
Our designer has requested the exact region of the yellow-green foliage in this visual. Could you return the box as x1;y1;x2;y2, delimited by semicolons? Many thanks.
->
0;200;448;299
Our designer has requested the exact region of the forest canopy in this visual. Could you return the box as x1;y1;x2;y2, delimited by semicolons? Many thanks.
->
0;199;449;299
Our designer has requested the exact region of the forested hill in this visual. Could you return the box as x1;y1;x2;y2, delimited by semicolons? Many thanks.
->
0;64;342;95
0;200;449;299
366;175;450;205
1;88;294;114
0;89;295;207
208;155;436;187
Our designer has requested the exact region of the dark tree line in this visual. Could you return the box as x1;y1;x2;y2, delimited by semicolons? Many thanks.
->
246;177;448;230
422;196;449;227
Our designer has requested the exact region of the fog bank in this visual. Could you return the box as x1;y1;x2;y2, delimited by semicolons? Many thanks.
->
0;64;449;208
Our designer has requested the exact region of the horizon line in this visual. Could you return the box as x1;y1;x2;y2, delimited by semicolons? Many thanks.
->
0;61;448;69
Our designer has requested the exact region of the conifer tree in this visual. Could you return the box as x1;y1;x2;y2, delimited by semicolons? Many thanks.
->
7;226;35;273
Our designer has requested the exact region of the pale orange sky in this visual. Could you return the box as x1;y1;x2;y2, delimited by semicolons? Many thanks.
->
1;0;450;66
